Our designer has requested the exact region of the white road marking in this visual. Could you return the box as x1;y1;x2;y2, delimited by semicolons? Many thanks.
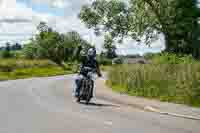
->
104;121;113;126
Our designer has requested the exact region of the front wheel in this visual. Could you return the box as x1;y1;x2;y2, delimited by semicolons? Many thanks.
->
85;98;90;105
76;97;81;103
85;80;94;104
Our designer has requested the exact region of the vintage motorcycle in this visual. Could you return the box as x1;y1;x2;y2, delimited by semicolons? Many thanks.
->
76;67;97;104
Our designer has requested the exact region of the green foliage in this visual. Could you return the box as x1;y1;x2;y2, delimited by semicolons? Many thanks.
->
12;51;24;59
23;41;39;59
0;50;14;58
103;34;117;59
112;57;124;64
107;63;200;107
97;56;112;65
79;0;129;38
23;22;92;67
143;52;155;60
79;0;200;54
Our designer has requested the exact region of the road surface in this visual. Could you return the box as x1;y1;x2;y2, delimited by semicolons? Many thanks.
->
0;75;199;133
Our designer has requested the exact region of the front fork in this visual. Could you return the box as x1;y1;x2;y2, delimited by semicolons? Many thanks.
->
90;80;94;98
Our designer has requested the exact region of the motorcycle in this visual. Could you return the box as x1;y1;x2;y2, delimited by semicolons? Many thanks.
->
76;67;97;104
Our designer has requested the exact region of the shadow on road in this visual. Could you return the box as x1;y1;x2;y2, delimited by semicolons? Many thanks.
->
79;102;120;108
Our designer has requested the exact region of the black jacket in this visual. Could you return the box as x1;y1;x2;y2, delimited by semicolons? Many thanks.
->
79;57;101;76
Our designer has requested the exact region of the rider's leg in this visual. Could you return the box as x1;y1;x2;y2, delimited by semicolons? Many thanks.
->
75;75;83;97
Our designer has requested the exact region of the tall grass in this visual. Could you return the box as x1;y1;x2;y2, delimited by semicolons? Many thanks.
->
0;59;57;72
145;53;196;64
107;64;200;107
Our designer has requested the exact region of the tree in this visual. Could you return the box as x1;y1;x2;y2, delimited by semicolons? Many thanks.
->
79;0;200;55
103;34;117;59
63;31;82;61
60;31;92;62
23;22;92;67
36;29;67;66
37;21;49;33
11;43;22;50
5;42;11;51
1;42;13;58
23;41;39;59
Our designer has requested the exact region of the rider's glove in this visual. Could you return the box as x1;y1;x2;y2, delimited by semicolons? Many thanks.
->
98;73;102;77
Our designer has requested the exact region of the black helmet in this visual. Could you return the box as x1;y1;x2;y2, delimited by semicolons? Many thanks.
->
87;48;96;58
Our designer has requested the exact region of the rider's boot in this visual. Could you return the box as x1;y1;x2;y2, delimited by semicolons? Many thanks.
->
75;87;80;98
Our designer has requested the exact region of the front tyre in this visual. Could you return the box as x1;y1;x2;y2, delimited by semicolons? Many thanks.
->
86;80;94;104
86;97;90;105
76;97;81;103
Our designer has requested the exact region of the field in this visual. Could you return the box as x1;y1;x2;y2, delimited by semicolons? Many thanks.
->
107;54;200;107
0;59;74;81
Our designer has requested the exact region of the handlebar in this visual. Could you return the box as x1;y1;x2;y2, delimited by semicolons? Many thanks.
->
82;67;96;73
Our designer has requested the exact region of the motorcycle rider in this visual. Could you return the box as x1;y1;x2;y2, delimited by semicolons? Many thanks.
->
74;48;102;98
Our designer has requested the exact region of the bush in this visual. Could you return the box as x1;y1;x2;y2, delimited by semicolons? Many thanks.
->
107;64;200;107
97;57;112;65
12;51;24;59
144;53;155;60
112;57;124;64
1;50;14;58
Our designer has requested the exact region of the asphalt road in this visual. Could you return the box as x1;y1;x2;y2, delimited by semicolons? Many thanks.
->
0;75;199;133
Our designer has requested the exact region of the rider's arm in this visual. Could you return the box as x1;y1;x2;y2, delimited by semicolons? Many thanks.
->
78;63;84;74
95;61;102;77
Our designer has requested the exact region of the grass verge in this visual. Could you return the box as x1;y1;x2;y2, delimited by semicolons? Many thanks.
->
107;64;200;107
0;59;75;81
0;66;73;81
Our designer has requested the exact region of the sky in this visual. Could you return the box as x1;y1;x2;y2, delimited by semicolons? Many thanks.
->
0;0;165;55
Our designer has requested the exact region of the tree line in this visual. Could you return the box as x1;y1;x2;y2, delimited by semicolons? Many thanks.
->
23;22;94;68
0;42;22;51
0;21;118;67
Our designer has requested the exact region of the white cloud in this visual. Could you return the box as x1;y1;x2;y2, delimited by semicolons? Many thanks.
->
0;0;16;8
46;14;104;52
0;0;55;46
31;0;70;9
52;0;69;8
0;0;164;55
115;33;165;55
0;0;96;47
